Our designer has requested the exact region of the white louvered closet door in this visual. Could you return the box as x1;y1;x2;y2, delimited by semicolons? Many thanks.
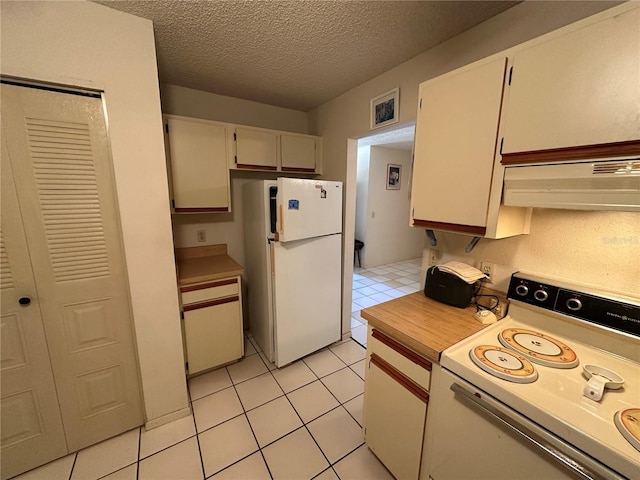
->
1;84;143;455
0;139;68;480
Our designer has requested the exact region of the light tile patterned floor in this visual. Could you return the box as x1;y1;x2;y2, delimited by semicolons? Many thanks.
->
14;259;419;480
350;258;422;346
14;337;393;480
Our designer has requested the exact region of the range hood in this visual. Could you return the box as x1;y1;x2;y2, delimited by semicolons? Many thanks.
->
503;158;640;212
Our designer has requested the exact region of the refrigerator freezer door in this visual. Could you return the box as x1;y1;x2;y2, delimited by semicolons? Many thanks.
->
272;233;342;366
277;178;342;242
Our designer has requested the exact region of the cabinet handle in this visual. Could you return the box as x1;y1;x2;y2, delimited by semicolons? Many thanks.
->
180;278;237;293
183;296;239;311
450;382;621;480
370;353;429;404
411;219;487;237
372;329;432;371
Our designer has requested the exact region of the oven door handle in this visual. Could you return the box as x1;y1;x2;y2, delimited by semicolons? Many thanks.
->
450;382;624;480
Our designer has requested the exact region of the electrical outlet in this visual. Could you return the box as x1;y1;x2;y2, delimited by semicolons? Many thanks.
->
197;230;206;243
480;261;496;283
495;302;507;318
427;249;440;267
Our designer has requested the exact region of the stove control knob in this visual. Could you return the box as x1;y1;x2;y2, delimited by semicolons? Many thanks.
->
566;298;583;311
534;290;549;301
515;285;529;296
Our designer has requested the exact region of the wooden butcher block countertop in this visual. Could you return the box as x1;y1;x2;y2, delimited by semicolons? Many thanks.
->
175;244;244;286
361;292;490;364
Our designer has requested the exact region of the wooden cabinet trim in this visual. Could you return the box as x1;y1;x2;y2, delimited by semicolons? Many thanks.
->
183;295;239;312
180;278;237;293
372;329;432;371
501;140;640;165
281;167;316;173
370;353;429;404
412;219;486;236
236;164;278;171
174;207;229;213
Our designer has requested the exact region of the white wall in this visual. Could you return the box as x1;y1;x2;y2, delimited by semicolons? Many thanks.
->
354;146;371;252
161;83;309;133
426;210;640;297
356;146;423;267
308;1;633;335
1;0;189;428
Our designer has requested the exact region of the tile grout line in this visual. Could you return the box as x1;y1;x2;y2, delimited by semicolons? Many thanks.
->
67;452;78;480
238;341;278;480
249;344;365;476
190;410;206;480
223;372;275;480
136;426;141;480
191;354;273;479
278;363;338;477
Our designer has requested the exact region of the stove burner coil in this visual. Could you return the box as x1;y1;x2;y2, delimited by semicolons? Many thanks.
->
498;328;579;369
615;408;640;452
469;345;538;383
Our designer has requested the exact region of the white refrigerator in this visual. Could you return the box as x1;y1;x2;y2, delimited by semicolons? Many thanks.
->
243;178;343;367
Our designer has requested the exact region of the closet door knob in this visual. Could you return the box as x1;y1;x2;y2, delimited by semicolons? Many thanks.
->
18;297;31;306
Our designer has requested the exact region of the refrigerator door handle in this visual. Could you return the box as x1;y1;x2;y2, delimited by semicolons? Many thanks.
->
279;204;284;235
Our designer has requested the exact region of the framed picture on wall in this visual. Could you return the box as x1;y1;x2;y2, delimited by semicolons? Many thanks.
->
386;164;401;190
370;88;399;130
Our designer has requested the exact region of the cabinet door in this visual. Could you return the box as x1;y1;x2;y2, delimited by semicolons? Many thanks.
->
364;353;428;480
183;298;243;374
233;127;278;170
502;7;640;160
411;57;507;235
166;116;230;213
281;134;316;172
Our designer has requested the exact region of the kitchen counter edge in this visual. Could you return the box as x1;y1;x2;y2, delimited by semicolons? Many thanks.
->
176;245;244;286
360;292;490;364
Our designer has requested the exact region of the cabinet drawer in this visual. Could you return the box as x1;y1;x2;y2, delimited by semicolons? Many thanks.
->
180;278;238;305
368;327;431;390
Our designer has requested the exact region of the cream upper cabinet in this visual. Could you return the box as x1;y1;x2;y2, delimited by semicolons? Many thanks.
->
411;57;518;237
229;124;322;174
502;6;640;162
280;133;318;172
230;125;278;171
165;115;231;213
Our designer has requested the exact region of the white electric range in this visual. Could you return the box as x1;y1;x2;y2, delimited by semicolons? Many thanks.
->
424;273;640;480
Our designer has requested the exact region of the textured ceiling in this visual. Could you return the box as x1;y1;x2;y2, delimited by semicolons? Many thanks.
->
94;1;519;111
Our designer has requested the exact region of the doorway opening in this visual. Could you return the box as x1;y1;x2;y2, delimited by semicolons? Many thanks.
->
345;124;424;346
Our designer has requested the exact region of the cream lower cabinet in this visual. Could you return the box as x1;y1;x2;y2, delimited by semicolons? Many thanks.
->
364;327;432;480
180;277;244;375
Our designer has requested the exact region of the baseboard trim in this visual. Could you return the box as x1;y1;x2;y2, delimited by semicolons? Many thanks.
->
145;406;192;431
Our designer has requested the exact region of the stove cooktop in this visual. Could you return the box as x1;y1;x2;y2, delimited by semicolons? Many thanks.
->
441;273;640;479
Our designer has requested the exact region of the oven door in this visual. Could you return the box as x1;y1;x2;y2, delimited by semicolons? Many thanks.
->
423;368;623;480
